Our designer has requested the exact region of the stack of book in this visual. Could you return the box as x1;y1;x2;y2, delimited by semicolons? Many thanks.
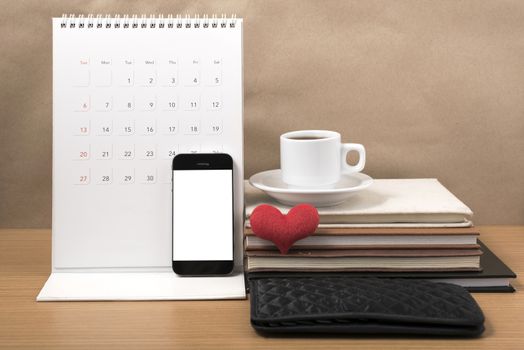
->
244;179;516;292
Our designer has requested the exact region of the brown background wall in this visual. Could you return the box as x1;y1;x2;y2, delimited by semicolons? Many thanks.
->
0;0;523;227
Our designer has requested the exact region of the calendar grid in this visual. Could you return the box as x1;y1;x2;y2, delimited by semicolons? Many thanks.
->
52;16;244;270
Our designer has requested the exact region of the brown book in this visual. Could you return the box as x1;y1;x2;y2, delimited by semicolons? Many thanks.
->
245;248;482;273
244;227;479;250
244;226;479;236
245;248;481;258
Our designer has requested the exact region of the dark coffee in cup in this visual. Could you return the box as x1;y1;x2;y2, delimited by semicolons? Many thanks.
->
288;136;327;140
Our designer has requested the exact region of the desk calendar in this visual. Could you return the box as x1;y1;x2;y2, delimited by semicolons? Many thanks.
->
38;15;245;300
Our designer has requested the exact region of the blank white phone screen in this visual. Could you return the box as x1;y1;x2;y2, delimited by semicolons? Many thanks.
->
172;169;233;261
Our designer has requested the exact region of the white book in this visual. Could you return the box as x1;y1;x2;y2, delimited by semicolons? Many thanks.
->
245;179;473;227
245;234;479;250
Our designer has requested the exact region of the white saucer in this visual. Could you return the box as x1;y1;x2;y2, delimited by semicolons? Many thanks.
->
249;170;373;207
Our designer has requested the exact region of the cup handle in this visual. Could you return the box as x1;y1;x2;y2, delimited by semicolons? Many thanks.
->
341;143;366;174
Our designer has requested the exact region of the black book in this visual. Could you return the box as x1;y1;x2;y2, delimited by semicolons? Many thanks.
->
247;240;516;292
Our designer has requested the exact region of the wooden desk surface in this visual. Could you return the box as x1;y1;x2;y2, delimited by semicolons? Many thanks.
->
0;226;522;349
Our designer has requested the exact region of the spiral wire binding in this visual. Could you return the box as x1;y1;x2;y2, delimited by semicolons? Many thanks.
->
60;14;238;29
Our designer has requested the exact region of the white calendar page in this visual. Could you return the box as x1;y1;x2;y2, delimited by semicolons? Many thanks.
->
51;16;244;271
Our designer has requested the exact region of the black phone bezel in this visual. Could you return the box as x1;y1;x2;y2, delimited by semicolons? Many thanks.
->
171;153;235;276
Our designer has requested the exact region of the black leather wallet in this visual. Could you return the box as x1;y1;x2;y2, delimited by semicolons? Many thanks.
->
249;277;485;336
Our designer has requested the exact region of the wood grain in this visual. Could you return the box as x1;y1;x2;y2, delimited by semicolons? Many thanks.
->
0;226;522;349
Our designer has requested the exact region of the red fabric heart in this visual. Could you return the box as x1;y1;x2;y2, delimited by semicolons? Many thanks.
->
250;204;319;254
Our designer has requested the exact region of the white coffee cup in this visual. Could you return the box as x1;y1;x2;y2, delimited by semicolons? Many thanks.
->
280;130;366;187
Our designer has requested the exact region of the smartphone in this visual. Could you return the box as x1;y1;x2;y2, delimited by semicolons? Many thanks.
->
172;153;234;275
